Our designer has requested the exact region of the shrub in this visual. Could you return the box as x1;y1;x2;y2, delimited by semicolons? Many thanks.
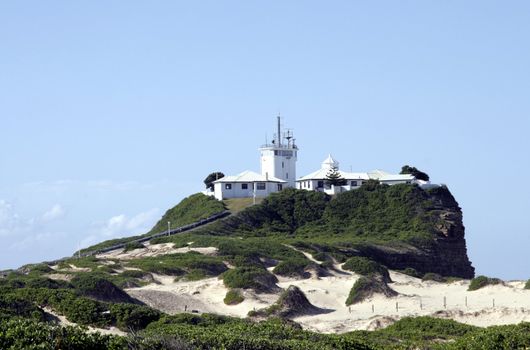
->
342;256;391;283
222;266;278;292
400;268;421;278
525;279;530;290
71;274;136;303
109;303;161;331
468;275;502;291
272;259;310;278
422;273;446;282
123;241;145;252
346;276;397;305
224;289;244;305
0;318;124;350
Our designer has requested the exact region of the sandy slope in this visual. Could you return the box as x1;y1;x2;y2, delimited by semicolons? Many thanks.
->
126;265;530;333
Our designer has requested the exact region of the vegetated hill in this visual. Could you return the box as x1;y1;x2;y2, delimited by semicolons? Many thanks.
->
170;183;474;278
80;193;226;254
147;193;226;235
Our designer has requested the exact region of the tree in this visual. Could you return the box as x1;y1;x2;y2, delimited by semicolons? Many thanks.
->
400;165;430;181
325;167;347;186
204;172;225;190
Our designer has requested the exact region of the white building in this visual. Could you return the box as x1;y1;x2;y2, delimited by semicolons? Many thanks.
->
296;154;419;195
212;170;286;200
210;117;297;201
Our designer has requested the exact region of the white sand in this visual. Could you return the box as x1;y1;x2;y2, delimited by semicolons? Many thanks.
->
43;307;126;336
96;243;218;260
126;268;530;333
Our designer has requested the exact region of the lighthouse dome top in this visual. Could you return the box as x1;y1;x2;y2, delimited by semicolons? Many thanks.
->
321;154;339;170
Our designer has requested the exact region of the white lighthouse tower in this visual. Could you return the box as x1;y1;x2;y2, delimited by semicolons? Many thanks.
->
259;116;298;188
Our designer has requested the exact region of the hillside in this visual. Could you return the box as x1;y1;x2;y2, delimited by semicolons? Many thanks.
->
155;183;474;278
4;183;528;349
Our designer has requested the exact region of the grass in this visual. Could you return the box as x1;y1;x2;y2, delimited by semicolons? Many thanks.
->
468;275;503;291
123;241;145;252
223;197;263;213
147;193;226;235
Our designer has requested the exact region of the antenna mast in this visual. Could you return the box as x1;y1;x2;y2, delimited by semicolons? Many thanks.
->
277;115;281;147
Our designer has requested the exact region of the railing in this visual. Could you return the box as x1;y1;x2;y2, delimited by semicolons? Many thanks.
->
78;210;231;257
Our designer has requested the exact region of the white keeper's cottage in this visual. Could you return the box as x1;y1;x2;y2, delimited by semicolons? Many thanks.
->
207;117;431;201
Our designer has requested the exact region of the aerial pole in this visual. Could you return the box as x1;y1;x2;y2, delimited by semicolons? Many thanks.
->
277;115;281;146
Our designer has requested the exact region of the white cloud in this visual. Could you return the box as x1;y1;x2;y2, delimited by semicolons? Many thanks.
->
0;200;20;237
42;204;65;222
80;208;160;248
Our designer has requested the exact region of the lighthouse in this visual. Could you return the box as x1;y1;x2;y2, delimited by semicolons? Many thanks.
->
259;116;298;188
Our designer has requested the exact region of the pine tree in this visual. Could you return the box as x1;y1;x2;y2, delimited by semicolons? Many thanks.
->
325;167;347;186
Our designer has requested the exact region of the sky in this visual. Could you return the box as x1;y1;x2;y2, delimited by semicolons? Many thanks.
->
0;1;529;279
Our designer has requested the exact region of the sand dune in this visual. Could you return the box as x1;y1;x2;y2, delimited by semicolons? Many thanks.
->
126;268;530;333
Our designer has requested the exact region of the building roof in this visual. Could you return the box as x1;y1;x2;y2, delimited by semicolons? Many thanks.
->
297;168;369;181
213;170;287;183
321;154;339;169
368;169;415;182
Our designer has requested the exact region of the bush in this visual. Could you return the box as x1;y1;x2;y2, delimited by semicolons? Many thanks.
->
123;241;145;252
468;275;502;291
272;259;310;278
422;273;446;282
399;268;422;278
224;289;244;305
109;303;161;331
525;279;530;290
222;266;278;292
0;318;124;350
346;276;397;305
342;256;391;283
71;274;136;303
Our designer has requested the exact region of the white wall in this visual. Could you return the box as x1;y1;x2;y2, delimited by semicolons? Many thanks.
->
260;147;297;188
214;181;284;200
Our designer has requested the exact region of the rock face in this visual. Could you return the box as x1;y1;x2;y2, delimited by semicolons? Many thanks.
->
357;187;475;279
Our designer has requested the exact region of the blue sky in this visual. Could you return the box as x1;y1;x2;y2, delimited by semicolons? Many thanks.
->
1;1;529;279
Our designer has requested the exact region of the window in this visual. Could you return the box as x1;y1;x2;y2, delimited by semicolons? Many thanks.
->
274;150;279;156
286;173;288;179
317;180;324;188
277;184;283;191
282;161;284;168
351;181;358;187
225;184;232;190
406;181;411;184
242;183;248;190
257;183;266;190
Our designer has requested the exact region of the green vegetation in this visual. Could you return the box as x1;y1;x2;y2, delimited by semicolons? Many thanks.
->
468;275;503;291
325;166;347;186
346;276;397;305
272;259;311;278
203;171;225;190
525;279;530;289
223;289;244;305
342;256;391;282
123;241;145;252
222;266;278;292
400;165;430;181
0;318;124;350
70;274;136;303
148;193;226;235
127;252;227;279
399;267;422;278
223;197;263;213
422;272;446;282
